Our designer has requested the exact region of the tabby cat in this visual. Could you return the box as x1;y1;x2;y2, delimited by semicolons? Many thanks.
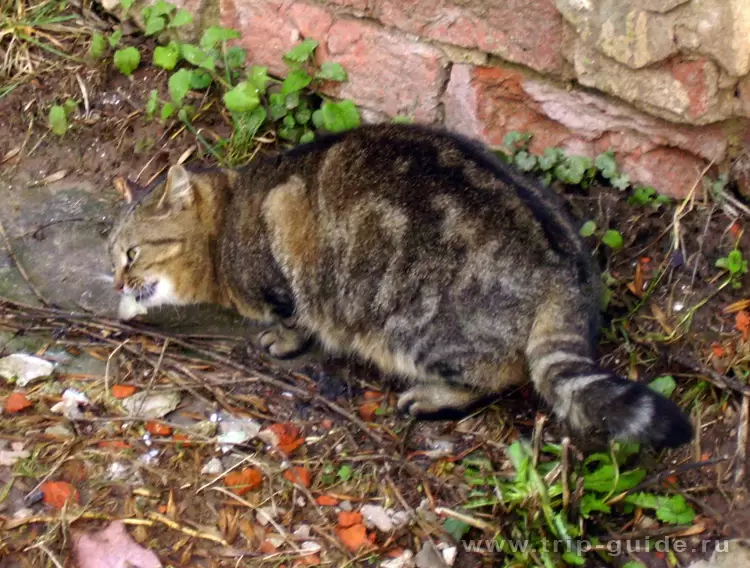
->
108;124;692;448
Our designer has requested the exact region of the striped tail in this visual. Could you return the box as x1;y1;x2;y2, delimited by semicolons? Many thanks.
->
526;332;693;448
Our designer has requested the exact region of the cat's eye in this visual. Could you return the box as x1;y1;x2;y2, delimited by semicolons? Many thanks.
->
126;247;139;263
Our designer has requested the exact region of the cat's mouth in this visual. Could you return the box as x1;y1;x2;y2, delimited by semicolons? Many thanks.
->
134;282;157;302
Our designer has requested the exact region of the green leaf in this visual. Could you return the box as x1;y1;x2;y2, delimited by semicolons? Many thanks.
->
278;125;302;142
583;465;645;492
595;151;617;179
579;493;611;517
318;99;360;133
656;495;695;525
392;115;413;124
285;92;300;109
169;8;193;28
628;186;656;206
443;518;471;541
315;61;347;81
538;147;563;171
222;80;260;113
200;25;241;49
113;46;141;76
716;257;729;270
270;104;288;121
149;0;175;17
235;106;267;139
109;29;123;48
146;89;159;118
181;44;215;71
579;220;597;238
145;14;167;36
623;562;647;568
284;38;318;64
62;98;78;116
513;150;537;172
300;130;315;144
283;114;296;128
189;70;212;90
728;250;745;274
611;174;631;190
226;47;246;69
295;107;311;125
554;156;590;185
562;550;586;566
312;109;325;129
168;68;192;106
48;105;67;136
624;492;661;509
89;32;107;59
602;229;623;251
503;131;528;151
337;464;353;481
153;40;180;70
281;69;312;94
119;0;134;11
649;376;677;398
160;102;175;121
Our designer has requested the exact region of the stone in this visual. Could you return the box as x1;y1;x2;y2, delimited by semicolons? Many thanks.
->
558;0;750;123
377;0;564;74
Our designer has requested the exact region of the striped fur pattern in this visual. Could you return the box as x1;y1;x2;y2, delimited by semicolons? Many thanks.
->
108;124;692;448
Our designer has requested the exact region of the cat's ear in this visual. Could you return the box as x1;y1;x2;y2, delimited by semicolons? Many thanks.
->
157;165;194;210
113;176;145;204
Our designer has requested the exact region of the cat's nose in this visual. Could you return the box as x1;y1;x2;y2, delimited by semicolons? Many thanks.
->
114;277;124;293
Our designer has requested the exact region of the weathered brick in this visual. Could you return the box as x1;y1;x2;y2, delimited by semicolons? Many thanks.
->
323;18;446;121
221;0;446;121
443;63;725;198
376;0;563;74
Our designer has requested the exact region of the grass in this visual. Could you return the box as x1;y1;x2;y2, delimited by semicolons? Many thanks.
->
0;0;89;97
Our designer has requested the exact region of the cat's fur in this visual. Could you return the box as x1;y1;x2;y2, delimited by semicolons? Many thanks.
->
108;124;692;448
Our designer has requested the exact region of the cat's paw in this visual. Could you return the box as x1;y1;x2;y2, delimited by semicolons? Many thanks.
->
258;326;309;358
397;384;484;420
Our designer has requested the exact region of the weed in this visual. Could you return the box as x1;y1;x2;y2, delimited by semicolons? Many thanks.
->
455;381;695;566
500;133;669;207
87;0;361;164
716;248;748;289
578;220;624;252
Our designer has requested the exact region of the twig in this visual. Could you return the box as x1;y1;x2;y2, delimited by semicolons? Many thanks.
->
735;394;749;488
434;507;498;533
3;513;154;530
0;219;49;306
669;353;750;396
147;511;229;546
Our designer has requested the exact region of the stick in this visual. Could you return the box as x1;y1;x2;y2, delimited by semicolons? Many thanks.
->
0;219;50;306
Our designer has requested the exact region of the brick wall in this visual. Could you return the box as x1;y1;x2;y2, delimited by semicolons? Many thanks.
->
193;0;750;197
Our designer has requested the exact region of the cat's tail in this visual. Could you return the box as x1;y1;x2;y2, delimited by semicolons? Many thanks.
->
526;320;693;449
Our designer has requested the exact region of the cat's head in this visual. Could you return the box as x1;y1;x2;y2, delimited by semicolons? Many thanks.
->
108;165;227;319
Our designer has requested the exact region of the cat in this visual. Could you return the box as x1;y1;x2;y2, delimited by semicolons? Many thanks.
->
108;124;692;448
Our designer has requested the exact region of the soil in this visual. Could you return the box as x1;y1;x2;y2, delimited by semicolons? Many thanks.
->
1;33;749;568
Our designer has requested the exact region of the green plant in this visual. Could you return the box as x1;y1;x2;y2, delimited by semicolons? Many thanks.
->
47;98;78;136
101;0;360;163
628;186;670;209
716;248;748;289
578;221;624;251
456;395;696;567
499;133;663;205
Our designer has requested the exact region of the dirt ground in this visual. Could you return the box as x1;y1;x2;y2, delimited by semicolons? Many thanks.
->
1;23;750;568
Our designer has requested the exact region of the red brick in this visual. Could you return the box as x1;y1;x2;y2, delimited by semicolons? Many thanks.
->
621;148;707;197
443;63;720;198
222;0;446;121
443;64;571;151
323;18;446;121
377;0;563;73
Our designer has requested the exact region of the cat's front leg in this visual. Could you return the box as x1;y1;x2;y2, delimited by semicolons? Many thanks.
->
258;318;311;358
